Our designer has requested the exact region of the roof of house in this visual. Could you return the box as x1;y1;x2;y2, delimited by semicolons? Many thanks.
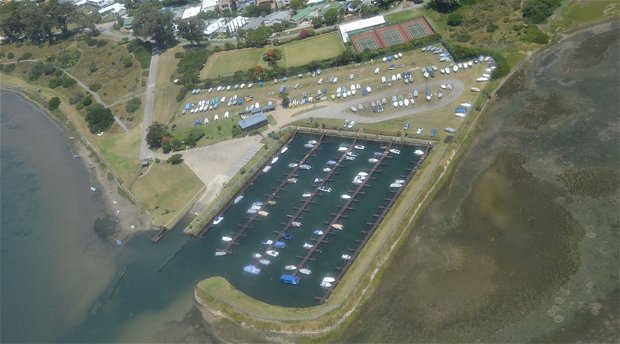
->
201;0;218;10
239;112;268;130
264;10;291;22
204;18;227;35
181;6;202;19
338;15;385;42
98;2;125;14
243;16;265;30
227;16;248;32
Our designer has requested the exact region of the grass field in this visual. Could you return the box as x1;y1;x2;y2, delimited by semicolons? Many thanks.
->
96;128;142;186
281;32;345;68
385;9;424;25
201;48;268;79
153;45;184;124
130;162;204;226
549;0;619;33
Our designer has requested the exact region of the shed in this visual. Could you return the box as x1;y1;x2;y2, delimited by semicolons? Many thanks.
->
338;15;385;43
239;112;268;131
279;274;300;285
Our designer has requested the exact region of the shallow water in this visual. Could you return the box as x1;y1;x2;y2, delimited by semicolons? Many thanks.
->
336;21;620;343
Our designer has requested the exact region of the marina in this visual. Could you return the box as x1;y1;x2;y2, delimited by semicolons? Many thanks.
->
199;133;430;305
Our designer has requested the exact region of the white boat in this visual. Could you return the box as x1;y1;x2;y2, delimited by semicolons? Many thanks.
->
258;259;271;265
346;151;358;157
288;163;298;168
338;146;348;152
389;149;400;154
313;229;324;235
320;281;333;288
215;251;227;256
288;178;297;183
322;277;336;283
252;253;262;259
414;149;425;156
323;167;332;172
271;156;279;164
267;200;276;205
341;194;351;200
233;195;244;204
332;224;344;230
357;172;369;177
299;164;311;170
303;243;313;249
261;239;273;245
318;186;332;192
280;146;288;154
368;158;379;163
392;101;398;108
454;113;466;118
342;254;351;260
471;87;481;92
243;265;261;275
299;268;312;275
390;183;403;188
476;77;489;82
404;98;410;107
304;143;314;148
263;166;272;173
460;102;472;108
398;100;404;107
308;140;317;145
302;193;312;198
213;216;224;225
291;221;302;227
266;250;279;257
246;209;257;214
284;265;297;271
222;236;232;242
258;210;269;216
354;145;365;150
314;178;323;183
453;65;459;72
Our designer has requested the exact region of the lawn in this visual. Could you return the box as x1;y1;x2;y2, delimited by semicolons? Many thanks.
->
549;0;619;33
96;127;142;186
201;48;268;79
384;9;423;25
130;162;204;226
153;45;184;124
281;32;345;68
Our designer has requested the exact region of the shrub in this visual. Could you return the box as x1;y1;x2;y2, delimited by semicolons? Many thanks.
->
89;82;102;92
62;76;76;88
82;95;93;106
125;97;142;113
176;86;188;102
127;39;152;69
89;62;98;73
48;97;61;111
86;37;98;46
298;29;315;40
97;40;108;47
486;23;498;32
18;52;32;61
75;102;84;110
184;127;204;147
176;48;208;86
2;64;15;73
174;52;185;58
121;54;133;68
522;0;561;24
523;25;549;44
456;32;472;42
49;77;62;88
7;52;15;59
69;93;84;105
167;154;183;164
447;13;463;26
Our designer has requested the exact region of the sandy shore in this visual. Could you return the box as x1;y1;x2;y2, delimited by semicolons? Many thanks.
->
2;86;154;241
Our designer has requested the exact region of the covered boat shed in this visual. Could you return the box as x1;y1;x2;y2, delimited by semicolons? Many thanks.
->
239;112;268;131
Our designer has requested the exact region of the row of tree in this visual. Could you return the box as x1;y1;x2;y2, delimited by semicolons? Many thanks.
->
0;0;99;43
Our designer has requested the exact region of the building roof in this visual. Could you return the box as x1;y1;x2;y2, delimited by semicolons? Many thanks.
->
239;112;268;130
264;10;291;22
204;18;226;35
243;16;265;30
201;0;218;10
98;2;125;14
227;16;248;32
338;15;385;42
181;6;202;19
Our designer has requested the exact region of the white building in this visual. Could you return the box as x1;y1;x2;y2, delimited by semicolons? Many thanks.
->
87;0;113;8
227;16;248;33
201;0;219;12
98;3;126;16
181;6;202;19
204;18;227;35
338;15;385;43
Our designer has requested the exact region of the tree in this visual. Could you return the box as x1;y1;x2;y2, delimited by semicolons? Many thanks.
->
323;8;339;26
290;0;306;10
0;8;25;43
85;104;115;133
447;12;463;26
48;97;61;111
176;17;205;46
360;5;380;18
428;0;459;13
44;0;77;37
133;1;176;47
522;0;562;24
298;29;314;40
125;97;142;113
167;154;183;164
311;17;323;29
20;3;52;43
244;26;272;47
262;49;282;66
146;122;169;149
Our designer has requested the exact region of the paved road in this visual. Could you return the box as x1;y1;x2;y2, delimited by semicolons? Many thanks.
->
139;53;159;161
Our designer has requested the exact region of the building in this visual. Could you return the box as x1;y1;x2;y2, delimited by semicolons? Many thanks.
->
201;0;218;12
263;10;291;26
218;0;232;12
256;0;272;6
227;16;248;33
338;15;385;43
98;2;126;16
236;0;256;11
181;6;202;19
243;16;265;30
350;17;435;53
239;112;268;131
123;16;134;30
86;0;113;8
275;0;289;8
204;18;227;35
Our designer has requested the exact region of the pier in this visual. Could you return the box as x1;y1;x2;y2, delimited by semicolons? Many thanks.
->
219;133;326;253
294;142;393;276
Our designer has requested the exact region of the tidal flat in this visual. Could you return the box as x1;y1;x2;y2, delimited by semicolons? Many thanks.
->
326;21;619;343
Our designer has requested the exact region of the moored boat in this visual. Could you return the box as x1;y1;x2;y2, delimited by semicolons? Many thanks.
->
258;210;269;216
263;166;272;173
354;145;365;150
280;146;288;154
342;254;352;260
287;178;297;183
331;224;344;230
215;251;227;256
320;281;333;288
271;156;279;164
341;194;351;200
288;163;298;168
233;195;244;204
389;148;400;154
323;167;332;172
266;250;279;257
414;149;425;155
313;229;324;235
222;236;232;242
303;243;313;249
390;183;403;188
284;265;297;271
274;241;286;248
318;186;332;192
368;158;379;163
252;253;262;259
258;259;271;265
261;239;273;245
302;192;312;198
322;276;336;283
299;268;312;275
243;265;261;275
213;216;224;225
291;221;302;227
299;164;311;170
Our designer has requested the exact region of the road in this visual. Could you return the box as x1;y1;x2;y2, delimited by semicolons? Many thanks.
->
139;53;159;162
